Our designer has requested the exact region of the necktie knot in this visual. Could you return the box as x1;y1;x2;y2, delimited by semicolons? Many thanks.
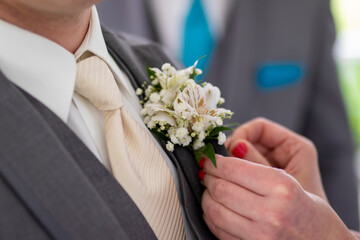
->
75;55;123;111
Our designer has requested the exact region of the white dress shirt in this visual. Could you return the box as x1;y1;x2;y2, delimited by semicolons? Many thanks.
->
149;0;234;59
0;6;194;239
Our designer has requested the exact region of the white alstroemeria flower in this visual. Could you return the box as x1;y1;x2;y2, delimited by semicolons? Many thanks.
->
180;60;199;78
151;112;176;126
149;67;163;79
218;132;226;145
174;102;187;112
140;61;233;160
173;81;224;128
161;90;176;105
159;89;167;97
203;83;221;110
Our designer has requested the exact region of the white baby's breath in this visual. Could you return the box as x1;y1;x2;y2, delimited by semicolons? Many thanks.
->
145;86;154;97
140;108;148;116
218;132;226;145
192;120;204;132
175;127;189;139
136;88;143;95
166;141;175;152
193;139;205;150
149;93;161;103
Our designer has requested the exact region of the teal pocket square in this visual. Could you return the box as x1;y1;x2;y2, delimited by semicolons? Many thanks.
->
256;62;305;90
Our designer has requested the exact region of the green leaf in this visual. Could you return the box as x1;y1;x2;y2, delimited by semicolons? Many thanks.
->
194;149;204;164
223;123;241;128
202;143;216;167
194;143;217;168
207;126;233;138
146;67;156;79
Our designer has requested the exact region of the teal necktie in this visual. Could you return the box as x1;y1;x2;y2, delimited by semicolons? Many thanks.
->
182;0;214;73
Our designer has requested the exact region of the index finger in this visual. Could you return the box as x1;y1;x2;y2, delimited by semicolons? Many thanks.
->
227;118;311;168
230;118;297;149
204;155;285;196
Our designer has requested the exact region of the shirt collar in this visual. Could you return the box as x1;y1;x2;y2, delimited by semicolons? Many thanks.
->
75;7;134;96
0;16;76;122
0;6;132;123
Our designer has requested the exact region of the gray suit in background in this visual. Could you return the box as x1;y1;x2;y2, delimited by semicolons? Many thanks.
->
97;0;360;229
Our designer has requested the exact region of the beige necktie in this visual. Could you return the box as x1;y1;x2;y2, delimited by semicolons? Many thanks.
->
75;54;185;240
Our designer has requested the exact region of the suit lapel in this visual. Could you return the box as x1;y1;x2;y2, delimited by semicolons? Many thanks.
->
0;71;150;240
22;87;157;240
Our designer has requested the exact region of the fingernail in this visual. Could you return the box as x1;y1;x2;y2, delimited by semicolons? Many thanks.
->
198;170;205;181
232;142;247;159
199;157;206;169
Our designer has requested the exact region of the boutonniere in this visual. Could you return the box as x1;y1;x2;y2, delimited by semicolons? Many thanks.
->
136;61;234;167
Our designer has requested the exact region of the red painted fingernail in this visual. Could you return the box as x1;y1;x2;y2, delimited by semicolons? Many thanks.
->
232;142;248;159
198;170;205;181
199;157;206;169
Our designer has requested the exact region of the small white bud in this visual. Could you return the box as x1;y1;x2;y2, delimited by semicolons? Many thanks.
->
218;97;225;105
136;88;143;95
140;108;148;116
147;120;156;129
218;132;226;145
151;79;159;85
166;141;175;152
216;118;223;126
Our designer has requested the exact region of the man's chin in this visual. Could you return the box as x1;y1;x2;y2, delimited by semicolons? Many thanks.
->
0;0;102;15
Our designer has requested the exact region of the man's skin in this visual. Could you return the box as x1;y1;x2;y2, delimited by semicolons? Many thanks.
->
0;0;358;239
0;0;99;53
201;118;359;239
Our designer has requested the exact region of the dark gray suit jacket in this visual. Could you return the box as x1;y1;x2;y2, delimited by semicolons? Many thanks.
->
0;27;225;240
97;0;359;229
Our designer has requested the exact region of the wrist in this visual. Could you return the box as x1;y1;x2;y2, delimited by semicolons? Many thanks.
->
311;195;354;239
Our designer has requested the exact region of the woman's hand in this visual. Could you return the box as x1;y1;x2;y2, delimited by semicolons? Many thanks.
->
200;118;355;239
201;156;354;240
226;118;326;200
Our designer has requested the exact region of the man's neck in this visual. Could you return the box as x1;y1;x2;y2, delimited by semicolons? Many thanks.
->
0;3;91;53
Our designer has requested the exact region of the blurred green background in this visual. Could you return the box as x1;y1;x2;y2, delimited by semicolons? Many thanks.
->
332;0;360;146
